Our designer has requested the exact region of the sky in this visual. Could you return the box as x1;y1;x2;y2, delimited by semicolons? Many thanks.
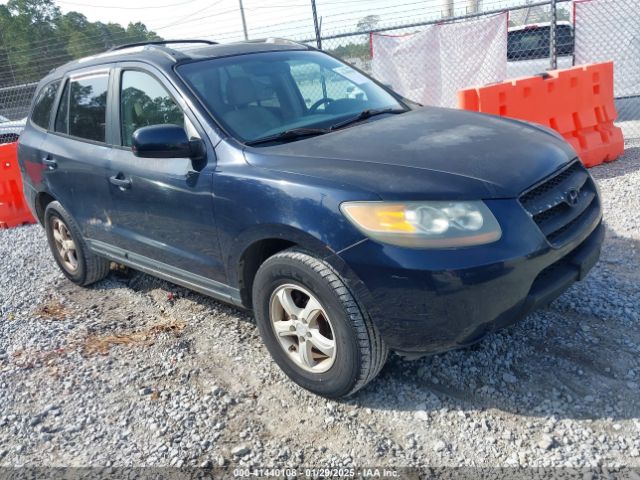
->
1;0;532;43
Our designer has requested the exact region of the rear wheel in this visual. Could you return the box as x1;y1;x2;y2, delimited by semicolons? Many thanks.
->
252;248;388;398
44;201;111;286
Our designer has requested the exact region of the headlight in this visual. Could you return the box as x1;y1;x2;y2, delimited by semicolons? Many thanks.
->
340;201;502;248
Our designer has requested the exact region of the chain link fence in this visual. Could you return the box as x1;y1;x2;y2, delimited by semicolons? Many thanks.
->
305;0;639;141
0;26;160;134
571;0;640;143
0;82;37;120
1;0;639;141
308;1;572;75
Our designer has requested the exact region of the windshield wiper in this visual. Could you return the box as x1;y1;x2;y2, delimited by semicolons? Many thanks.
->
329;107;406;131
245;127;330;146
245;108;406;146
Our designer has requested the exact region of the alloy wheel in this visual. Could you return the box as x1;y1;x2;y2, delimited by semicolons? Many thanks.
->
269;284;336;373
51;217;78;272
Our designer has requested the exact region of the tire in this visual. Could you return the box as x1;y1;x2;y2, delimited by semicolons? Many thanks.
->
252;248;388;398
44;201;111;286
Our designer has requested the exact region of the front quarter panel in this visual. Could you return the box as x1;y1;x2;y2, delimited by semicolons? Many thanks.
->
212;140;378;288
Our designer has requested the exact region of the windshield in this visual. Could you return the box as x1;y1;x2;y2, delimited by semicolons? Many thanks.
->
177;50;405;143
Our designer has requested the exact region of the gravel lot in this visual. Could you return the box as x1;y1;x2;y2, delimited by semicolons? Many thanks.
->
1;146;639;472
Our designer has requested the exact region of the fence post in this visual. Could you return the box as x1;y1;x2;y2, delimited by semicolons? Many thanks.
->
549;0;558;69
311;0;322;49
238;0;249;40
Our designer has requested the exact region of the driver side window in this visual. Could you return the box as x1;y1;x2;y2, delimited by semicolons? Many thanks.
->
120;70;184;147
289;61;367;110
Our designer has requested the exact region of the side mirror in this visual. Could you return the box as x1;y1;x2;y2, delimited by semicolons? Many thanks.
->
132;124;203;159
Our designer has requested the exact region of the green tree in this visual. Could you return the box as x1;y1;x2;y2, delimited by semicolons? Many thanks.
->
328;42;370;61
126;22;161;41
7;0;60;23
0;0;161;88
356;15;380;33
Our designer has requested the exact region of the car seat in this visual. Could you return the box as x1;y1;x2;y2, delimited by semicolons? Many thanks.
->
223;76;281;140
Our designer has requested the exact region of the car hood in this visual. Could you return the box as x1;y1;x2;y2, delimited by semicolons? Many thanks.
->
243;107;577;200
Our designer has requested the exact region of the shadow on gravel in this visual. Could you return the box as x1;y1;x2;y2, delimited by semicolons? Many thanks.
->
589;147;640;180
79;232;639;423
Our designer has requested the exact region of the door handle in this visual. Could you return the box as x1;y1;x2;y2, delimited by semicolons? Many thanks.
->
42;156;57;170
109;174;132;190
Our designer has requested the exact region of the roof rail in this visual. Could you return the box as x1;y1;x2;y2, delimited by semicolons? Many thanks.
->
109;40;218;52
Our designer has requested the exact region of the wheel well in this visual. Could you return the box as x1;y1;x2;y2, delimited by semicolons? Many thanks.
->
239;238;296;308
34;192;56;224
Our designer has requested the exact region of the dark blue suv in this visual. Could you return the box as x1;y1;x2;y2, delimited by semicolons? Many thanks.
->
18;39;604;397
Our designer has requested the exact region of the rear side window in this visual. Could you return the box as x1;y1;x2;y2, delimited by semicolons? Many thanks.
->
31;81;60;129
55;73;109;142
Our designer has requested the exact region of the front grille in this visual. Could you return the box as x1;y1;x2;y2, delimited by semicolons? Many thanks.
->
519;160;600;246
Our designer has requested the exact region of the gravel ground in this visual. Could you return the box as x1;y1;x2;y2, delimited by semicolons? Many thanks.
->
1;147;639;472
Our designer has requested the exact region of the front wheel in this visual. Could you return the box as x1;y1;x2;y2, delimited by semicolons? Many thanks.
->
252;248;388;398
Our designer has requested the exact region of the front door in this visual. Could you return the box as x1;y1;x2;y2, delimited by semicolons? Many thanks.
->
106;67;225;283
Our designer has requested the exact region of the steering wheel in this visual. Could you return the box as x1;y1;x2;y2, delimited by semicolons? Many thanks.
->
309;97;335;113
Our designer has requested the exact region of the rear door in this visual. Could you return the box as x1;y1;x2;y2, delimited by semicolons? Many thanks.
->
41;67;115;243
106;64;224;283
18;80;61;197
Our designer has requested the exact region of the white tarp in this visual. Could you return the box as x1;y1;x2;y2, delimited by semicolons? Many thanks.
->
371;13;507;108
574;0;640;98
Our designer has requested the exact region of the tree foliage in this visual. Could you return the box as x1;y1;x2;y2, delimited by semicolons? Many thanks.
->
327;42;370;61
328;16;380;63
0;0;161;87
356;15;380;33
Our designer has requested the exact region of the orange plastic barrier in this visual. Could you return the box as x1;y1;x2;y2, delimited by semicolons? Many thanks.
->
0;142;36;229
458;62;624;168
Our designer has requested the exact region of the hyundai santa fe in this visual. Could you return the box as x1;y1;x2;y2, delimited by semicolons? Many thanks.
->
18;39;604;398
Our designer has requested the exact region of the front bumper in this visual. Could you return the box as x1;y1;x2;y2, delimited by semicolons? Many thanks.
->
335;198;604;354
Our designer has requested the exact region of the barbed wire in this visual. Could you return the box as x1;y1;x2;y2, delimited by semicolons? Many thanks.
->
0;0;551;56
